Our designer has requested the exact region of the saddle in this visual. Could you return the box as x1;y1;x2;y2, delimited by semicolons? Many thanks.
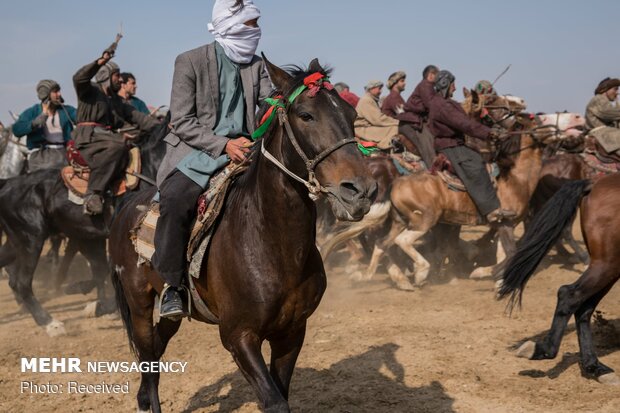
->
61;141;141;202
430;152;499;192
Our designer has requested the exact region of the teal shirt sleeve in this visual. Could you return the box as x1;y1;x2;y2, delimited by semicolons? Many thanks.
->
12;104;41;137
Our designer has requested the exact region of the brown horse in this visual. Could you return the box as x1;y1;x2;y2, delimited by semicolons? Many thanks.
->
499;174;620;384
109;57;376;413
385;93;555;285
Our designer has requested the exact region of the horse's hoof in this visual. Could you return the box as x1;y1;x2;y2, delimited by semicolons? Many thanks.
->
83;301;98;318
470;267;492;279
348;271;363;281
598;373;620;385
45;319;67;337
516;341;536;359
264;401;290;413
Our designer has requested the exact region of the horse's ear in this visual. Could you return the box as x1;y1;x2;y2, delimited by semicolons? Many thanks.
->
471;90;479;105
308;58;323;73
462;87;470;99
261;53;292;91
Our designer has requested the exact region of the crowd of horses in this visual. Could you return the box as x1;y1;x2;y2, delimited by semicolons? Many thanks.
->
0;57;619;412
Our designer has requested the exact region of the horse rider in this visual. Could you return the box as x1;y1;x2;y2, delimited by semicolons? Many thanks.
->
397;65;439;168
118;72;150;114
334;82;360;108
151;0;272;319
354;80;399;149
72;41;159;215
428;70;516;223
381;71;407;118
12;80;77;172
474;79;497;96
585;77;620;156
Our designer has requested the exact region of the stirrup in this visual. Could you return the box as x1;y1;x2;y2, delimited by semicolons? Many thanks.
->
158;283;191;321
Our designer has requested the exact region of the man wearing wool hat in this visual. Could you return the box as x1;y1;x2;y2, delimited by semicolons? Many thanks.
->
72;37;159;215
381;71;407;118
428;70;515;223
151;0;272;318
13;80;77;172
354;80;399;149
585;77;620;156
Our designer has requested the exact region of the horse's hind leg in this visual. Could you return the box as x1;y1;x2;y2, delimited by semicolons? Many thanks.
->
269;324;306;400
225;330;289;412
50;237;79;293
516;264;610;361
574;278;619;383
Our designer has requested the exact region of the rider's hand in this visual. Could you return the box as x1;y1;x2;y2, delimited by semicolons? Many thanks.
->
225;137;252;163
489;124;507;140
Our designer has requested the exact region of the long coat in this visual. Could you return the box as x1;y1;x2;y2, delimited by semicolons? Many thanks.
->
157;42;272;185
354;92;399;149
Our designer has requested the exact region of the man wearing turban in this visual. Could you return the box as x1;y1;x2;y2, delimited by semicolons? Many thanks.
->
12;80;77;172
354;80;399;149
152;0;273;318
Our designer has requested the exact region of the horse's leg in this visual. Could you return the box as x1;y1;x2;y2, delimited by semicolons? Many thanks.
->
574;281;619;383
471;224;515;279
562;225;589;264
51;237;79;293
516;264;610;361
225;331;289;412
394;229;429;287
78;238;114;316
268;325;306;400
45;234;63;267
130;295;163;413
7;241;65;336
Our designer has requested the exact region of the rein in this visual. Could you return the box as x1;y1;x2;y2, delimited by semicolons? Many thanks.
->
253;73;357;201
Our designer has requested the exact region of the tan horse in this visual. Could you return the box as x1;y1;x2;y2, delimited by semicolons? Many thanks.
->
380;93;557;287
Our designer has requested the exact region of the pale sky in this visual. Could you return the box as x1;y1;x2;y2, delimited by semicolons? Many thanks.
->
1;0;618;125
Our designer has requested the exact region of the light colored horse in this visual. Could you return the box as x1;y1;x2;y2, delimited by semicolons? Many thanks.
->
537;112;585;138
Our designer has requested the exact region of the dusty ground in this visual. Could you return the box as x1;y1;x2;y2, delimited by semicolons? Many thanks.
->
1;224;619;413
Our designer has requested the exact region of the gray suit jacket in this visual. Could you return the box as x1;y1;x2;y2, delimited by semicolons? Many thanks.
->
157;42;273;185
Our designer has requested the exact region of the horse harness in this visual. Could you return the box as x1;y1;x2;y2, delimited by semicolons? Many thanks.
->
254;72;357;201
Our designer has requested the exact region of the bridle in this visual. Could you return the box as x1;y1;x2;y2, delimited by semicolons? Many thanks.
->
253;72;357;200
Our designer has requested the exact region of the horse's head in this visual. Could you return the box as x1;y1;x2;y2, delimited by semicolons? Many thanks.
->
462;90;518;129
261;55;377;221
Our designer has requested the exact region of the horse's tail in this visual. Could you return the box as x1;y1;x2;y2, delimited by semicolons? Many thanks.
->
498;179;591;312
320;201;391;258
111;265;138;357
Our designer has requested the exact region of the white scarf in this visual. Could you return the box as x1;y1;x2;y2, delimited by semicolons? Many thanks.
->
208;0;262;64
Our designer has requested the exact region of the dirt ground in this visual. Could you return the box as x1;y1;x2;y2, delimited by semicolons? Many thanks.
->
1;223;619;413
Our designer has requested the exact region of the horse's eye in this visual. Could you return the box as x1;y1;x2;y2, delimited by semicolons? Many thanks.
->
298;112;314;122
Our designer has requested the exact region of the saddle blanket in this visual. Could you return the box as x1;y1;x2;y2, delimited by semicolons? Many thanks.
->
132;163;246;278
62;147;141;205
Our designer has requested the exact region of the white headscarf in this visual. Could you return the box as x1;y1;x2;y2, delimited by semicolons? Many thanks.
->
208;0;262;64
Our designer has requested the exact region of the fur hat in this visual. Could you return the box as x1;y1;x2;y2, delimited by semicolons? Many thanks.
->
95;61;120;84
387;71;406;89
36;79;60;101
594;77;620;95
474;80;496;95
364;80;383;91
434;70;455;98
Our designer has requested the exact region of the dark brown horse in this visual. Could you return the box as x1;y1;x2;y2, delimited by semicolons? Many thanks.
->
499;173;620;384
109;58;376;413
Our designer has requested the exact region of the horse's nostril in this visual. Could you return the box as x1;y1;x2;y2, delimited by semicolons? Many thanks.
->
340;181;361;198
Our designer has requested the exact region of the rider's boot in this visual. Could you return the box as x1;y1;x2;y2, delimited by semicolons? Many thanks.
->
84;192;104;215
159;285;186;319
486;208;517;223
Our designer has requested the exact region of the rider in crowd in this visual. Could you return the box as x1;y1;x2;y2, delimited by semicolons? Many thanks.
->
354;80;399;149
428;70;516;223
397;65;439;168
585;77;620;156
473;80;496;96
381;71;407;118
72;41;159;215
151;0;272;318
334;82;360;108
12;80;77;172
118;72;150;114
